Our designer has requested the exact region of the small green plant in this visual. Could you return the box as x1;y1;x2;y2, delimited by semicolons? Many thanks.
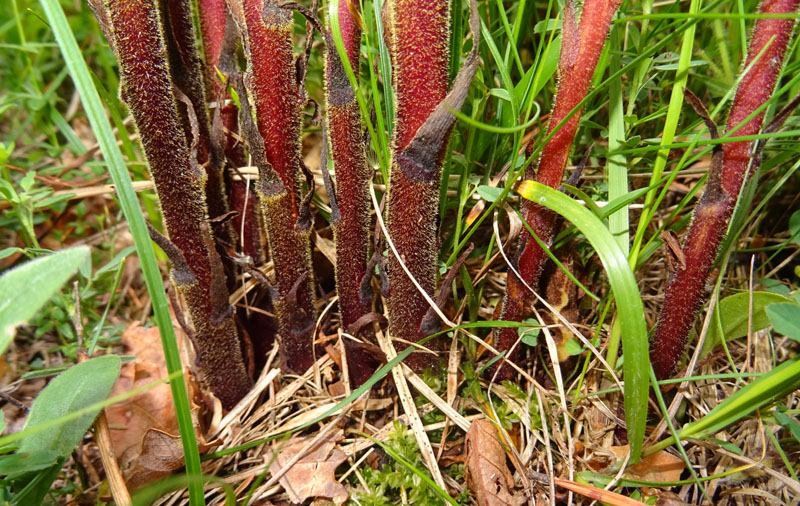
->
0;171;71;250
0;248;124;502
354;421;453;506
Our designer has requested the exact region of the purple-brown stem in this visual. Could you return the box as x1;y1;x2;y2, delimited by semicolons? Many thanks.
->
325;0;378;385
160;0;231;237
196;0;272;365
493;0;619;379
231;0;318;374
102;0;251;409
196;0;266;265
650;0;800;380
385;0;451;371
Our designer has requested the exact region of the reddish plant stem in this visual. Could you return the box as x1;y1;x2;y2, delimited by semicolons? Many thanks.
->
493;0;619;379
385;0;451;371
651;0;800;380
230;178;266;263
196;1;266;268
104;0;251;408
161;0;231;234
234;0;317;373
325;1;378;385
197;0;227;92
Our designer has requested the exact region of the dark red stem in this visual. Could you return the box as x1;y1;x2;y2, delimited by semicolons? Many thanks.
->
493;0;619;379
385;0;451;371
235;0;317;373
104;0;251;408
651;0;800;379
325;1;378;385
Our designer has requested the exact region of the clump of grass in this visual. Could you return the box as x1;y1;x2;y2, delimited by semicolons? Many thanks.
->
493;0;620;379
650;0;800;379
97;0;251;409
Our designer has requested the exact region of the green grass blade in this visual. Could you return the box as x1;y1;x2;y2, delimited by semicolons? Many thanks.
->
38;1;204;503
330;0;389;180
606;25;628;255
517;182;649;462
647;356;800;454
480;18;519;119
628;0;702;267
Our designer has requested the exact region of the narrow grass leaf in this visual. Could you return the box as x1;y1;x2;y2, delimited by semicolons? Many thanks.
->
648;356;800;453
517;181;648;462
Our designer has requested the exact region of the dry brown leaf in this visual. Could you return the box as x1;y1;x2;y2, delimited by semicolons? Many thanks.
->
652;490;694;505
118;428;216;492
119;428;185;491
610;446;685;483
104;323;203;490
465;419;523;506
651;490;710;506
106;324;180;455
269;433;349;505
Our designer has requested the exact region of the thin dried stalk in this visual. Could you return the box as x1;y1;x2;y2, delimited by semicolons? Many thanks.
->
324;0;378;385
651;0;800;379
230;0;318;373
493;0;619;379
101;0;251;408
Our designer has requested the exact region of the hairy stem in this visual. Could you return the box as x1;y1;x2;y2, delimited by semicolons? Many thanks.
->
384;0;478;371
650;0;800;380
494;0;619;379
231;0;317;373
325;0;378;385
102;0;251;408
161;0;231;237
385;0;452;371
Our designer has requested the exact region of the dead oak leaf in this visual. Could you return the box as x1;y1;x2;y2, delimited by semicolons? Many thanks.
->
465;419;524;506
106;323;185;456
105;323;207;490
270;434;349;505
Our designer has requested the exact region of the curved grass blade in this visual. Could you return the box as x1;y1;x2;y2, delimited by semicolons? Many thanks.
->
518;181;649;462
